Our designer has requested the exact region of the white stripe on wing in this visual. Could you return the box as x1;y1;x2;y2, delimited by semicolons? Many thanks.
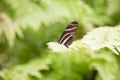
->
59;33;71;43
65;27;77;31
62;34;72;45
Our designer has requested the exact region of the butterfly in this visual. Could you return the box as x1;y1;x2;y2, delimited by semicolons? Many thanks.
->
58;21;78;48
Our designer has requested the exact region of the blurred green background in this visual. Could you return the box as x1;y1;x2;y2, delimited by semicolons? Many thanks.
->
0;0;120;80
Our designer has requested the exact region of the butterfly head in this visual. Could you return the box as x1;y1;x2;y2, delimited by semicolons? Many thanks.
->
71;21;78;27
71;21;78;24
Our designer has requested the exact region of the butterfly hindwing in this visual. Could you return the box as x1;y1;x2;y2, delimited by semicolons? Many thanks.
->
58;21;78;48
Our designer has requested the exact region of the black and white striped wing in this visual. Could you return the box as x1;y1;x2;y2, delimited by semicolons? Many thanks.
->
58;21;78;48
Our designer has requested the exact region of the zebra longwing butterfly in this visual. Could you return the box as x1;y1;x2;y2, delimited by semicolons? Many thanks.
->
58;21;78;48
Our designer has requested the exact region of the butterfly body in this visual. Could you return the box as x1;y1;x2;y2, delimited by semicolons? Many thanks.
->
58;21;78;48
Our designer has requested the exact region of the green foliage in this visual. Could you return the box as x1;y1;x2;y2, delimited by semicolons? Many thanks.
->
81;26;120;55
0;58;51;80
48;41;118;80
0;0;120;80
0;0;113;46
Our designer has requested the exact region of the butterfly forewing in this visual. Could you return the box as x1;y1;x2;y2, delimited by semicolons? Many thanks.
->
58;21;78;48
